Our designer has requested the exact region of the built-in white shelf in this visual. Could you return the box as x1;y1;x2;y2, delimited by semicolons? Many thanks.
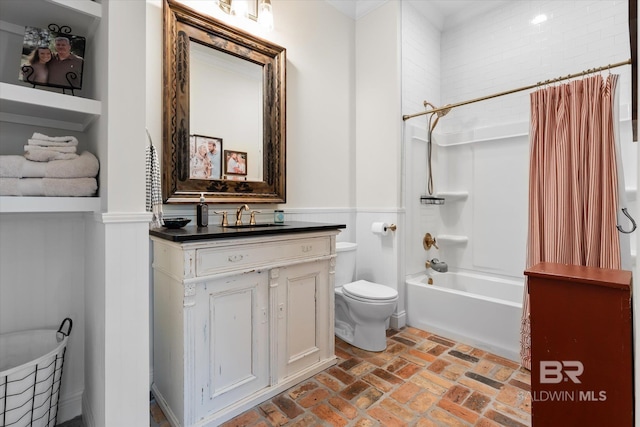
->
436;191;469;201
437;234;469;244
0;0;103;214
0;0;101;36
0;196;100;213
0;83;101;131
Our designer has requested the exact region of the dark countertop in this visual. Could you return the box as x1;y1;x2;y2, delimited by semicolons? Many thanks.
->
149;221;346;242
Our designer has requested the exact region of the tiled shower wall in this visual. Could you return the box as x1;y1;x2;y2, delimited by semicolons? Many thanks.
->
440;0;632;132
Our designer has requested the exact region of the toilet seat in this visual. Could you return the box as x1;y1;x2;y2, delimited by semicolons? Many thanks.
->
342;280;398;302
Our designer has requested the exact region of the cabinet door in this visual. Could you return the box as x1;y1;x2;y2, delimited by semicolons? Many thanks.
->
194;271;270;418
275;260;331;380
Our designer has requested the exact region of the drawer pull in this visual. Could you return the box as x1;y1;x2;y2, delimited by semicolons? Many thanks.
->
301;245;313;252
228;254;244;262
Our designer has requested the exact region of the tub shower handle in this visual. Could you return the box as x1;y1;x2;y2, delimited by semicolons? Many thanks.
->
423;233;438;250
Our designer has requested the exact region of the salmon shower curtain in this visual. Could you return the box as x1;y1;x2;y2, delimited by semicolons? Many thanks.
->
520;74;626;369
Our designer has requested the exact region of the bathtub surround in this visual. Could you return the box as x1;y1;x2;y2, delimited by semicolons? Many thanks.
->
407;271;523;362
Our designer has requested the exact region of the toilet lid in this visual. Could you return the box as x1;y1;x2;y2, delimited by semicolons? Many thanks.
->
342;280;398;301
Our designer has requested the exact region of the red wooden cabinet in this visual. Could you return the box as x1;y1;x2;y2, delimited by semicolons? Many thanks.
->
525;262;633;427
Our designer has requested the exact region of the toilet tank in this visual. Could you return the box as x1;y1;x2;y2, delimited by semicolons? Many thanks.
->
335;242;357;287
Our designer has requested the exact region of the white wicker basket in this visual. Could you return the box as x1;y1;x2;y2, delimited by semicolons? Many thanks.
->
0;318;72;427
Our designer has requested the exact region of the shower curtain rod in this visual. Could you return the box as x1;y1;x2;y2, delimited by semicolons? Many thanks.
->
402;58;632;121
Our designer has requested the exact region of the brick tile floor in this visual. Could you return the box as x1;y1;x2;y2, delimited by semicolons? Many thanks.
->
151;327;531;427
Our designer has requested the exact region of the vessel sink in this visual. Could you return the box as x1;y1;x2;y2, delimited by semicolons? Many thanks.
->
223;223;288;229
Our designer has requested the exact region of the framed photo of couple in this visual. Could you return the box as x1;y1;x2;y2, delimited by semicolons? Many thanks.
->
19;25;86;91
189;135;223;180
224;150;248;176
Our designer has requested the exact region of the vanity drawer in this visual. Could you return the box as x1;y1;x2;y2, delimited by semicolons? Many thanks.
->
196;237;331;276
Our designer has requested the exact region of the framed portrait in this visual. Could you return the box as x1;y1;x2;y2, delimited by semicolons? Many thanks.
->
19;25;86;92
224;150;248;176
189;135;223;180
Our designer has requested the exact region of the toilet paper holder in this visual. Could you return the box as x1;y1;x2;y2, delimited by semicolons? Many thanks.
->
371;222;398;235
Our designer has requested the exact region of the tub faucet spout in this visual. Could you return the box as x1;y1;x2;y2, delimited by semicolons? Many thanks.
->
426;258;448;273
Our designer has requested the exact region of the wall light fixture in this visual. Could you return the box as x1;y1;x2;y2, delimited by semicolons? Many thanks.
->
218;0;274;30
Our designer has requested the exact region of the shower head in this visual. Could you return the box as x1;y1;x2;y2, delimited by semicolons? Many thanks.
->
423;101;452;117
424;101;452;132
437;104;452;117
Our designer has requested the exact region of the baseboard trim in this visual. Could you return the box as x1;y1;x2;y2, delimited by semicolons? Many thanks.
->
55;390;83;425
81;392;96;427
390;310;407;330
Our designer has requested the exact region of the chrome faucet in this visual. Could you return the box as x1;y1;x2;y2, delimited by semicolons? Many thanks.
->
235;204;250;225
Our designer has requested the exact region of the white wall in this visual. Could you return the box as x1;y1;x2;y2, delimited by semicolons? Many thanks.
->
274;1;356;209
353;1;405;327
355;1;402;209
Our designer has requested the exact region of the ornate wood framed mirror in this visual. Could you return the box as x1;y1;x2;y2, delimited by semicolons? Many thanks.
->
163;0;286;203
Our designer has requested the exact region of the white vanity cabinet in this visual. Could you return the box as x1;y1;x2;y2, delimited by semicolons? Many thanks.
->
151;228;340;426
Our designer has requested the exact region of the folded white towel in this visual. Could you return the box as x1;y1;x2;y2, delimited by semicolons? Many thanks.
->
25;150;79;162
0;151;99;178
31;132;79;146
24;145;77;153
0;177;97;196
27;138;79;147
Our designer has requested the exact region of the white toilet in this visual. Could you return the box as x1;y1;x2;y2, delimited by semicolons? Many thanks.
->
334;242;398;352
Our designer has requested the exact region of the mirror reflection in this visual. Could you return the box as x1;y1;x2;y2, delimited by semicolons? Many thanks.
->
190;42;263;182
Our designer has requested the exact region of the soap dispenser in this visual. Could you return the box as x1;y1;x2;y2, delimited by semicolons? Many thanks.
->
196;193;208;227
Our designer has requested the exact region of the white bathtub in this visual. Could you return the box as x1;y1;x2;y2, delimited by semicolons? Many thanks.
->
406;271;523;362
